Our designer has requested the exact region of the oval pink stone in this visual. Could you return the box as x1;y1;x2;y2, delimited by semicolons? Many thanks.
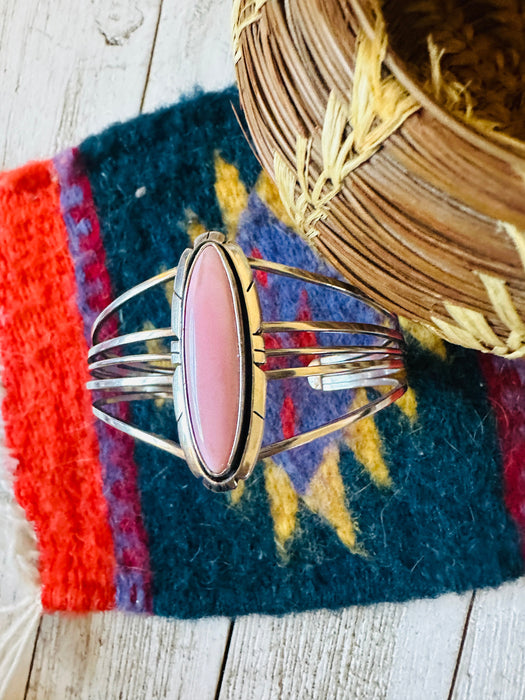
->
183;244;243;474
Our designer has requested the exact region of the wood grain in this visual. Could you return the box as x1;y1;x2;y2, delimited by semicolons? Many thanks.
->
219;593;471;700
142;0;235;112
0;0;162;170
26;613;230;700
451;579;525;700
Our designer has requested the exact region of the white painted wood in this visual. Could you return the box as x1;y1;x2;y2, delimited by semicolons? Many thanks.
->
0;0;162;170
451;578;525;700
142;0;236;112
385;593;473;700
220;593;471;700
26;613;230;700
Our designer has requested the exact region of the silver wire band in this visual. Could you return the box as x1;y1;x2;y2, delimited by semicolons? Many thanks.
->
261;320;403;339
88;354;173;377
93;400;184;459
247;258;388;316
259;382;405;459
265;358;404;381
88;328;176;361
87;375;174;391
265;345;403;358
91;268;178;346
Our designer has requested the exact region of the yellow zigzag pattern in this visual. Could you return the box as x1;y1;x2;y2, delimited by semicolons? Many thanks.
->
302;446;363;554
263;460;299;556
229;480;245;505
255;170;297;230
345;387;392;488
214;155;249;238
263;448;362;556
213;158;363;555
399;316;447;360
184;208;207;244
395;387;418;422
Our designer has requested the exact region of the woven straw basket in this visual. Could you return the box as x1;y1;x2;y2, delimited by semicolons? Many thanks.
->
233;0;525;357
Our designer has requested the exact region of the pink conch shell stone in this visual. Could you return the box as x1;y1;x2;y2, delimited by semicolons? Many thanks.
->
183;244;243;474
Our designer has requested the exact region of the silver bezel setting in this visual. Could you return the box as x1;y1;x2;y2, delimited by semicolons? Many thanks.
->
171;232;266;492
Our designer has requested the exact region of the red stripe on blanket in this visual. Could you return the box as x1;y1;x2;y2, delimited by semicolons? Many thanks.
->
0;161;116;611
479;353;525;554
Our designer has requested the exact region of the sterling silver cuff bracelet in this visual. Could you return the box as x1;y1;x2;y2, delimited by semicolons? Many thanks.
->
87;232;407;491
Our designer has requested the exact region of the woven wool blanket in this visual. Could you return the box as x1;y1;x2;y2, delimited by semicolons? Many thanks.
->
0;88;523;624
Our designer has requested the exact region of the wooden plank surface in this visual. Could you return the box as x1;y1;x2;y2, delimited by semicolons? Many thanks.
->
220;594;471;700
1;0;524;698
26;614;231;700
143;0;236;110
0;0;162;170
451;579;525;700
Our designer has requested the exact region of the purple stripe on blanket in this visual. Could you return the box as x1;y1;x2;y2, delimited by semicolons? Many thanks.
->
53;148;153;612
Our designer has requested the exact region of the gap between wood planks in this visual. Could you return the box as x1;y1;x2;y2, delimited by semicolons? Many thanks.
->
140;0;165;113
447;592;475;700
23;619;42;700
214;620;235;700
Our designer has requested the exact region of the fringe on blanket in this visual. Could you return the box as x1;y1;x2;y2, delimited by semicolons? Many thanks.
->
0;373;42;700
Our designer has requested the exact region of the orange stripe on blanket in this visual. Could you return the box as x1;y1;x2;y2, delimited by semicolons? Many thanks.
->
0;161;116;612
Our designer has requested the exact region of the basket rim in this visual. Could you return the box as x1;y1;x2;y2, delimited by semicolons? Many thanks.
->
349;0;525;168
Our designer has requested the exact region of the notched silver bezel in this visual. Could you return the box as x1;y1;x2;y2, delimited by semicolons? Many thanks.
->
172;232;266;492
